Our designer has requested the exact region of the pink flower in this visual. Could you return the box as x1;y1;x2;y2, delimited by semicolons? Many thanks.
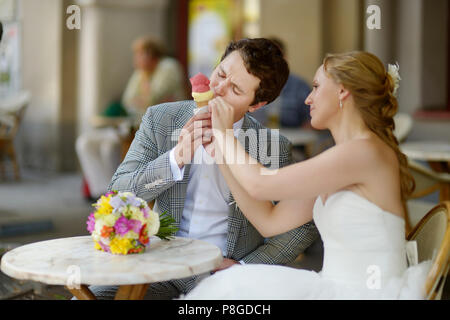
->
128;219;142;234
141;207;149;219
114;216;130;236
86;213;95;233
98;241;110;253
105;190;117;197
114;216;142;236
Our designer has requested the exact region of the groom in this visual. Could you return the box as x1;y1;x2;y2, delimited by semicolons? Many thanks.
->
105;38;318;299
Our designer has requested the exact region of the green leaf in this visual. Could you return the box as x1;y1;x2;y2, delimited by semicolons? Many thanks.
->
156;211;179;240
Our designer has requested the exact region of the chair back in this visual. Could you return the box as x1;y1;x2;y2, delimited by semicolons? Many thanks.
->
0;91;30;180
0;91;30;140
407;201;450;300
408;160;450;199
405;160;450;230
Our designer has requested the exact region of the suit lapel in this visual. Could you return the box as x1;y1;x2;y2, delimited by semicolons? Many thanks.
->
168;103;194;224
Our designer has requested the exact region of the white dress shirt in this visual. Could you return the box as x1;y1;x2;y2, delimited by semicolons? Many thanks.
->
169;118;244;257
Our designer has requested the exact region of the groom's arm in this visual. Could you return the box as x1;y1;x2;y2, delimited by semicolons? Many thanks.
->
108;105;178;200
240;132;319;265
241;221;319;265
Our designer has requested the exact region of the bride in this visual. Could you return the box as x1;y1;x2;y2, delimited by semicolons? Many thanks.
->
184;51;431;300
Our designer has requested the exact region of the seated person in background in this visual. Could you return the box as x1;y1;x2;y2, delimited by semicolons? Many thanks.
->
251;37;311;129
122;36;187;124
76;36;187;199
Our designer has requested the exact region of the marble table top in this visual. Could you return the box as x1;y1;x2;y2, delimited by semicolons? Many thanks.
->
1;236;223;286
400;141;450;162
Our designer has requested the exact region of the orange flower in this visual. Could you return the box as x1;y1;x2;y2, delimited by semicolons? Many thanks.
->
101;225;114;238
139;224;149;245
128;247;144;254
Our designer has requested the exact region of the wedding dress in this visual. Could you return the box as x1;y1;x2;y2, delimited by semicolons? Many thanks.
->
184;191;432;300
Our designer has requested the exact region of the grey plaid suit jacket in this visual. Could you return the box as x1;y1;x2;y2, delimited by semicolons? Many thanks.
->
108;100;318;295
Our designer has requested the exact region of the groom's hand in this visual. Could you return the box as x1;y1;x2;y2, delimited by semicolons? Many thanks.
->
212;258;240;273
174;111;212;168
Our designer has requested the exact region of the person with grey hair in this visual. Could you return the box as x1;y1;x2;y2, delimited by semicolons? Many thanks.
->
75;36;187;199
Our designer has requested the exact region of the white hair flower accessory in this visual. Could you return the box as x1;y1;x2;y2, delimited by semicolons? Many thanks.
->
387;62;401;97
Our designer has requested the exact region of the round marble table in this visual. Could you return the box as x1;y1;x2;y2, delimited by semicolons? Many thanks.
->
0;236;223;300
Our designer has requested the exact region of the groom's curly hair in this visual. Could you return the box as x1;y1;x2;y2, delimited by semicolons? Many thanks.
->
220;38;289;105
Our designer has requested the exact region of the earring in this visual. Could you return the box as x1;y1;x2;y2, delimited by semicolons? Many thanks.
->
339;100;343;109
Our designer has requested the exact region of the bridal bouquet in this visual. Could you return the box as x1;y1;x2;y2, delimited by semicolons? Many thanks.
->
86;191;178;255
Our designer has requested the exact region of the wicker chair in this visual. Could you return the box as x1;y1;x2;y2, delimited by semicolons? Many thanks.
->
406;160;450;232
0;92;30;180
407;201;450;300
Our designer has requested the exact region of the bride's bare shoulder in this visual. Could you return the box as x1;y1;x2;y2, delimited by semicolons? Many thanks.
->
324;137;398;175
343;137;395;159
328;138;384;162
364;136;399;167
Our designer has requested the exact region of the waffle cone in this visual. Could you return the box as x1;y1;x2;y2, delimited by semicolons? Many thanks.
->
196;100;209;108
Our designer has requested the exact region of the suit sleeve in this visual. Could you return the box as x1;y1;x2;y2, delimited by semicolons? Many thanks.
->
240;135;319;265
108;107;178;200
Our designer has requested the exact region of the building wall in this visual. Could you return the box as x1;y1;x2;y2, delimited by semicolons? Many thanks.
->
323;0;363;55
259;0;448;142
14;0;450;174
76;0;169;135
16;0;170;172
60;0;80;172
18;0;63;171
395;0;423;115
259;0;362;85
259;0;323;84
420;0;447;110
365;0;448;116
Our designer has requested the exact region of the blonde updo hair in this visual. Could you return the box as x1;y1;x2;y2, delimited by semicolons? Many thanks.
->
323;51;415;201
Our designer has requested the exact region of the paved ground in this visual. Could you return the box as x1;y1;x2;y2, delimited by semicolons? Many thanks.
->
0;169;90;300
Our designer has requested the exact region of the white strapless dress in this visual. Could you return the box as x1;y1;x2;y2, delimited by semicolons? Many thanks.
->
184;191;432;300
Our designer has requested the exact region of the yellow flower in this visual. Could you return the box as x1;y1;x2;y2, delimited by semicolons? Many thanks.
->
102;213;117;227
96;195;113;215
94;241;102;251
110;237;133;255
129;206;146;224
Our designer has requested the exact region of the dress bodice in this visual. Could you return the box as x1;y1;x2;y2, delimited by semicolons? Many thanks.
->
313;191;408;287
185;190;431;300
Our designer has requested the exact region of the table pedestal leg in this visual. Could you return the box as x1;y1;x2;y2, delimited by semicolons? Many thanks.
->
66;285;97;300
115;284;149;300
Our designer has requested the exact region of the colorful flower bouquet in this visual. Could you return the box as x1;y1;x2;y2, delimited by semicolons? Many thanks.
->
86;191;178;255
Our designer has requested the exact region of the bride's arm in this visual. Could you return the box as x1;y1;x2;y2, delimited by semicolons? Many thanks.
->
216;160;315;237
217;129;372;201
210;97;374;203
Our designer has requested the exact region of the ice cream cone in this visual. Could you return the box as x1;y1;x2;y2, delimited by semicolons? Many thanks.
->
190;72;213;110
196;100;209;108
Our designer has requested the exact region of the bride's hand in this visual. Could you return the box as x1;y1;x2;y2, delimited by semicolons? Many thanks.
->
208;97;234;134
